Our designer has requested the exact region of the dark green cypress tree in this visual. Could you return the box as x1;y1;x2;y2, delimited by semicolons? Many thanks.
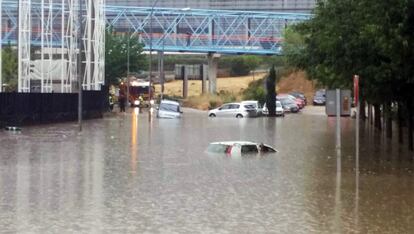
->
266;66;277;117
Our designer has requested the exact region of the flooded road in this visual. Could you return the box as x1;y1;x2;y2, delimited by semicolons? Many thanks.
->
0;107;413;233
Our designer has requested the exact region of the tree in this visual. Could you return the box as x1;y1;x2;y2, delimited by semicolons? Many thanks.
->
266;66;277;116
284;0;414;150
1;44;18;92
105;28;147;85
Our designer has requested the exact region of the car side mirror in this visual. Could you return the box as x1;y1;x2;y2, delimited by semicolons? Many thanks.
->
180;111;183;114
218;108;222;110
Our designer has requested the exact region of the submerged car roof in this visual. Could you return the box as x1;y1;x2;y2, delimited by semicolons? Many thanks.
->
209;141;278;152
210;141;257;145
160;99;180;105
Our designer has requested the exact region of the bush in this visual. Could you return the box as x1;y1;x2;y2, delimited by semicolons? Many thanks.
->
242;78;266;105
218;90;238;103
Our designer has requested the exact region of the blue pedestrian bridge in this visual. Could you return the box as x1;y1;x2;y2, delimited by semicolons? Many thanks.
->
1;1;311;55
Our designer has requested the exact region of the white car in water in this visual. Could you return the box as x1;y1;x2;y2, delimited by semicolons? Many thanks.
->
262;101;285;116
208;102;256;118
207;141;277;155
241;100;262;117
157;100;183;119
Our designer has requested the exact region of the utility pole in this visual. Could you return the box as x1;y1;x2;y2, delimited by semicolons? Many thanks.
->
0;0;2;93
127;27;130;109
78;0;83;131
149;0;160;119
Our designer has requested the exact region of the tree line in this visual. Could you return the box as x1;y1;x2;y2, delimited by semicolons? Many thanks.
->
284;0;414;151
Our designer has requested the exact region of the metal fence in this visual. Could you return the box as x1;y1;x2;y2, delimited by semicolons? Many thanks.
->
0;88;108;126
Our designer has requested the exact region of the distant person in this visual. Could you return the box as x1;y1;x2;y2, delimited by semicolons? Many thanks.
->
119;93;126;112
108;94;114;111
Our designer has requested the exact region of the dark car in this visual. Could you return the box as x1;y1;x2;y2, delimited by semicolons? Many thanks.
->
278;98;299;113
313;89;326;105
289;91;307;105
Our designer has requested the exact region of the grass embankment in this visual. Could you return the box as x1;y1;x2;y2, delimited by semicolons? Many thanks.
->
154;71;315;110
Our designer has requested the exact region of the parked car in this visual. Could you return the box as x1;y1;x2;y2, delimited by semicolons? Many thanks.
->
241;100;262;117
208;103;256;118
262;101;285;116
278;98;300;113
289;91;307;105
207;141;277;156
313;89;326;105
157;100;183;119
277;94;305;109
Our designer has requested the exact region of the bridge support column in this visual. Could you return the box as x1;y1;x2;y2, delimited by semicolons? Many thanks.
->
208;53;219;94
182;66;188;99
201;64;208;94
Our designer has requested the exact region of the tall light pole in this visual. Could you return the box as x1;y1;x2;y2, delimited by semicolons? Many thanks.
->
148;0;160;107
126;27;130;109
78;0;83;131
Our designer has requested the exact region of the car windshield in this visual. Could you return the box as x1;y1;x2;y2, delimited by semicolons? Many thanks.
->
160;103;180;112
207;144;229;153
315;90;326;97
241;145;258;153
281;99;295;105
244;105;255;109
276;102;282;107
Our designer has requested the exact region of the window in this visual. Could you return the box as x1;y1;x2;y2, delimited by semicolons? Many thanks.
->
241;145;259;153
160;103;179;112
230;104;240;109
207;144;229;153
220;104;231;110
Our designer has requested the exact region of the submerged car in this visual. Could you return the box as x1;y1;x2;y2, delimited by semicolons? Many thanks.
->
207;141;277;155
277;94;305;109
313;89;326;105
157;100;183;119
262;101;285;116
278;98;299;113
208;102;256;118
241;100;262;117
289;91;307;105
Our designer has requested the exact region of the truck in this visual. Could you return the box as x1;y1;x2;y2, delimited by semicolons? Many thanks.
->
119;79;155;107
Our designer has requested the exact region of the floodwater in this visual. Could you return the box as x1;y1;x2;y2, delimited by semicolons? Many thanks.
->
0;107;413;233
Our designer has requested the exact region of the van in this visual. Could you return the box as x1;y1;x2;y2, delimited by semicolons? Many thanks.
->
240;100;261;117
157;100;183;119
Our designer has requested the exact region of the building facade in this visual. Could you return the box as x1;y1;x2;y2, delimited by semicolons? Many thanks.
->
107;0;316;12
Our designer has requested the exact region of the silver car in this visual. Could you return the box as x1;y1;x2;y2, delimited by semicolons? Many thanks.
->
241;100;262;117
208;102;256;118
262;101;285;116
157;100;183;119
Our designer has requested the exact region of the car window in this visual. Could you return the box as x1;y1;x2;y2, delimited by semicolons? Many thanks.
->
207;144;228;153
261;145;277;153
276;102;282;107
231;104;240;109
244;105;255;109
220;104;231;110
241;145;259;153
160;103;179;112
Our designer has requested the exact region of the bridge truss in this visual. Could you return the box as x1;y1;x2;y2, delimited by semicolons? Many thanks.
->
0;1;310;93
106;7;310;55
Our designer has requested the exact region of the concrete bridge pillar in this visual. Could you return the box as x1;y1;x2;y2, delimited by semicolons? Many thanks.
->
208;53;220;94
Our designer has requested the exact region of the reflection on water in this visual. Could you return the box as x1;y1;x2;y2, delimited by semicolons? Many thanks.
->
0;109;413;233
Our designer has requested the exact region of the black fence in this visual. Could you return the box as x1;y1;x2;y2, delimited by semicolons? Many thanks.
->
0;88;108;127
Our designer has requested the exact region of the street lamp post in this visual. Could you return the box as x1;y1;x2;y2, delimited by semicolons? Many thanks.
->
148;0;160;110
78;0;83;131
126;27;130;109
